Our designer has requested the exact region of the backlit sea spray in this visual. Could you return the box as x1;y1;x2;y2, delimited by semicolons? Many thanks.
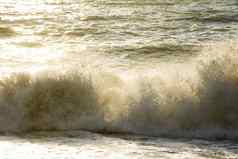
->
0;0;238;158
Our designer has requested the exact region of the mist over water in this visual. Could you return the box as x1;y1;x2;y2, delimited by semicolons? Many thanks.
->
0;0;238;158
0;42;238;140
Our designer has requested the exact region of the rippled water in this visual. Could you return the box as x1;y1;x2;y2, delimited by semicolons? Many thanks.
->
0;0;238;72
1;0;238;158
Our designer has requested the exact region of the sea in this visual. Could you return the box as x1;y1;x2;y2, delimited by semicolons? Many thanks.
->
0;0;238;158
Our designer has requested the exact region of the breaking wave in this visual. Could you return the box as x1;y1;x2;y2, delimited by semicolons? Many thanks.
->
1;41;238;140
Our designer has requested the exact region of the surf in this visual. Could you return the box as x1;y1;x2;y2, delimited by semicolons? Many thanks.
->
0;41;238;140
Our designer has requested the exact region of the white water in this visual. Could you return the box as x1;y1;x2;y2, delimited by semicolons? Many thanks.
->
0;131;238;159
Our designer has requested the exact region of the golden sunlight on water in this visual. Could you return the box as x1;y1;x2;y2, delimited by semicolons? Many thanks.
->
0;0;238;158
0;1;63;75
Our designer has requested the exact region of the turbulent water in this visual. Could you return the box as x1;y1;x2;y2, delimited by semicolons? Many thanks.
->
0;0;238;158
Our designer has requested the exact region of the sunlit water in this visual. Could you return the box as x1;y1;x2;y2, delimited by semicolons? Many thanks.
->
1;0;238;72
0;131;238;159
0;0;238;158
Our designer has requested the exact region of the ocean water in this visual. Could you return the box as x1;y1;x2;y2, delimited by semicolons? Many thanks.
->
0;0;238;158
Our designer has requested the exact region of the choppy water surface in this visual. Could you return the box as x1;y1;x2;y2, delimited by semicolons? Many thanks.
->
0;131;238;159
0;0;238;72
1;0;238;158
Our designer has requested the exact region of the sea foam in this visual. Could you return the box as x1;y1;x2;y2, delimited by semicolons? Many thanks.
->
0;41;238;140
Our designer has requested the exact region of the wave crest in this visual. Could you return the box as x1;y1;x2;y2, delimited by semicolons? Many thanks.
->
1;41;238;140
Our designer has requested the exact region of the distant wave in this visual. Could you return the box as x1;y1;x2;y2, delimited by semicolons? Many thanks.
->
0;41;238;140
0;26;16;37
